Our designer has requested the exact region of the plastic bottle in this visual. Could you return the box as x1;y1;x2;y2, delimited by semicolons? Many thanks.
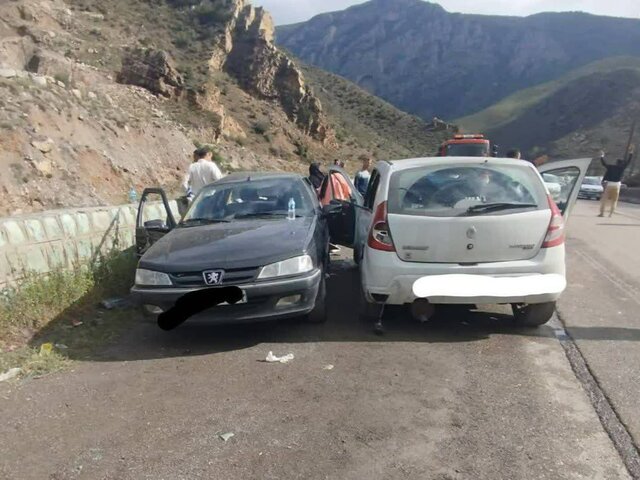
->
128;187;138;204
287;197;296;220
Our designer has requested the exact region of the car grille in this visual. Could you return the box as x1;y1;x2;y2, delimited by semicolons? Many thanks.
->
170;267;259;287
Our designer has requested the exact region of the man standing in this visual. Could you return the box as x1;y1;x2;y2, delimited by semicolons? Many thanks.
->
599;146;634;217
354;154;372;196
184;147;223;198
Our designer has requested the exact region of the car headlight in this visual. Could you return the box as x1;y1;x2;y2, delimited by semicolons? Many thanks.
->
135;269;172;286
257;255;314;279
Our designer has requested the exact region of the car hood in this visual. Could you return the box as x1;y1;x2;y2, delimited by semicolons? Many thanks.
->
139;217;316;272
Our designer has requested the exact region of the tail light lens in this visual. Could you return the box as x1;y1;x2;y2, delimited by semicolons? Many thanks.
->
542;195;565;248
367;201;395;252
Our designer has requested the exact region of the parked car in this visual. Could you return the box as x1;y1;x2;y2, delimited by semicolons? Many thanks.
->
324;156;590;327
131;173;333;326
578;176;604;200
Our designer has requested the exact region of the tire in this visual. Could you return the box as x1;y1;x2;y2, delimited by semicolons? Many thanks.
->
512;302;556;327
305;269;327;323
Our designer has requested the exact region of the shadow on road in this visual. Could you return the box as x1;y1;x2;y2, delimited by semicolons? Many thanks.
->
36;258;640;364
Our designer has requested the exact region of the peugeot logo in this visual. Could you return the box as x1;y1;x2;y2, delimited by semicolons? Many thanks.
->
203;270;225;286
467;227;477;239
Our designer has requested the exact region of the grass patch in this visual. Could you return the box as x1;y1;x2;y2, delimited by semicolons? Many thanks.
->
0;248;138;379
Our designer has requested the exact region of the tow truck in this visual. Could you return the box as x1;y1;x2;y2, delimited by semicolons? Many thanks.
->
438;134;493;157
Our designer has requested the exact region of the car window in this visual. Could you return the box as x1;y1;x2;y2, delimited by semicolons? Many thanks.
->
541;166;581;213
388;164;547;217
364;170;380;210
183;177;315;222
583;177;601;185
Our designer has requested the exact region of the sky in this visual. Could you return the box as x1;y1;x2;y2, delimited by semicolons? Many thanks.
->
253;0;640;25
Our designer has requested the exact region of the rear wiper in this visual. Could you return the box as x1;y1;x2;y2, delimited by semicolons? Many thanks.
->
465;203;538;214
179;218;230;227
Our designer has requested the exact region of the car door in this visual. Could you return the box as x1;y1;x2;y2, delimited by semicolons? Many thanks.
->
136;188;177;257
538;158;591;220
323;167;363;247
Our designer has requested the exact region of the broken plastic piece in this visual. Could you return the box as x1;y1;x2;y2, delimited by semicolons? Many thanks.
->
219;432;234;442
0;368;21;382
265;351;294;364
323;364;334;371
39;343;53;356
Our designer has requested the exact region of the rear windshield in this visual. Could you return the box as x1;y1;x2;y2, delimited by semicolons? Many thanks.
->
388;164;547;217
445;143;489;157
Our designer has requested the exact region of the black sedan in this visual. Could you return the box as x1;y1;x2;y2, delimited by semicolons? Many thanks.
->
131;172;340;329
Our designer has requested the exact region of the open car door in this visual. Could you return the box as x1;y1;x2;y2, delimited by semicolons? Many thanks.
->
136;188;177;257
321;167;363;247
538;158;591;220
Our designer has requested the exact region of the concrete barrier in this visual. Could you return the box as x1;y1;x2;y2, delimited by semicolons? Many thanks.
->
0;200;179;288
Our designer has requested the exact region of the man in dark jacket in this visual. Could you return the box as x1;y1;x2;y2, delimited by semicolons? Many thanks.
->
600;146;634;217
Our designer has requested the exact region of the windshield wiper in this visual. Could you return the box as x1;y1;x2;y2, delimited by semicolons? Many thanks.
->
234;212;303;219
179;218;230;227
465;203;538;215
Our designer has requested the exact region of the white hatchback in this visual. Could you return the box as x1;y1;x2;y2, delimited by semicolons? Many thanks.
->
323;157;590;328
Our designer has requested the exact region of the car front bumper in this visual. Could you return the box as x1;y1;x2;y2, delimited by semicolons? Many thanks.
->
131;269;322;324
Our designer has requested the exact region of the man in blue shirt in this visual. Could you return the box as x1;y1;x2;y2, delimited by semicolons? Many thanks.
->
354;154;372;196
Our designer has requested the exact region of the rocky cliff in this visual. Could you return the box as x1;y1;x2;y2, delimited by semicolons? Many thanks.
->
277;0;640;120
0;0;447;216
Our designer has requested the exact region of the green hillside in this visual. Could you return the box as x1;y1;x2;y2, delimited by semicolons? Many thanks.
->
457;57;640;134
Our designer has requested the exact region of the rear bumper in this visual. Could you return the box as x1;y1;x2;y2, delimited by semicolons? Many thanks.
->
412;273;565;304
131;269;321;324
361;246;565;305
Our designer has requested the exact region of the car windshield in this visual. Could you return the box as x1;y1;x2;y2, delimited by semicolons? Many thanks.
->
445;143;489;157
181;177;315;224
388;164;546;217
583;177;601;185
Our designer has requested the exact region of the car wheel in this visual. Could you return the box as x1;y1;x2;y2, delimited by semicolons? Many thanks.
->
305;269;327;324
512;302;556;327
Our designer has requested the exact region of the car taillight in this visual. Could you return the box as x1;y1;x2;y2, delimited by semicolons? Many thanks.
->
367;201;395;252
542;195;565;248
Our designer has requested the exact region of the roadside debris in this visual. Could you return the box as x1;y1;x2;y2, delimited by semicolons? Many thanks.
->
0;368;21;382
39;343;53;356
71;319;83;327
100;297;130;310
219;432;235;442
265;351;294;364
323;364;334;371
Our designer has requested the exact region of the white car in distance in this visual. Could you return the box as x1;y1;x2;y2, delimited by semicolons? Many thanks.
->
323;157;590;329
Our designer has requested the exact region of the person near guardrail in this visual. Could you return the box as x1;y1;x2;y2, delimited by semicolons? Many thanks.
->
183;147;223;199
599;146;634;217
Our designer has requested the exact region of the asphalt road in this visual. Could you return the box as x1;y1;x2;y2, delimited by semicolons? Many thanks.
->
1;200;638;480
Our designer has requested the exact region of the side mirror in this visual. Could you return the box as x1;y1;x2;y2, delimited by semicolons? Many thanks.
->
144;219;169;231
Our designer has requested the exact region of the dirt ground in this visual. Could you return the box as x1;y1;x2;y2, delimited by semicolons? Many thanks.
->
0;237;631;479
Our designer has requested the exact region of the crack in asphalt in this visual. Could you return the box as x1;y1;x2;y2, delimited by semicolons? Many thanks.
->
550;314;640;479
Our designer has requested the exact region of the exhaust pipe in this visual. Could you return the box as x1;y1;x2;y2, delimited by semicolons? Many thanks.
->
411;298;435;323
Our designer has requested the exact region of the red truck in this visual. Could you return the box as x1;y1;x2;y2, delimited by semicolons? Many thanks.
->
438;134;493;157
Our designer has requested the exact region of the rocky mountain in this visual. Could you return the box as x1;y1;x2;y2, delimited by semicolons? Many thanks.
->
277;0;640;121
0;0;448;217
